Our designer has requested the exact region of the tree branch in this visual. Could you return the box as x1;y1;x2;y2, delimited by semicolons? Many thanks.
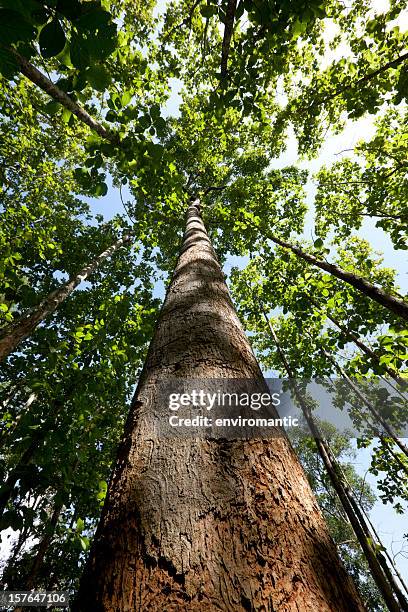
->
220;0;237;80
203;184;228;195
11;50;119;144
318;52;408;106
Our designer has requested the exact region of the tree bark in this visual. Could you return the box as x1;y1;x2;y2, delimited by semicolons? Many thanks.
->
0;234;132;362
267;233;408;321
11;50;119;144
74;199;364;611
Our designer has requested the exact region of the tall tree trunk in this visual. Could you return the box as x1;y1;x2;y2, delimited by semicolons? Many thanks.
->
0;234;132;362
11;50;119;144
74;199;364;611
267;233;408;321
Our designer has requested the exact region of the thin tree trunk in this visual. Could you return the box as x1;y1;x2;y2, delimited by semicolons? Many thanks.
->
220;0;237;79
74;199;364;611
12;499;65;612
26;501;63;590
0;234;132;362
10;50;119;144
305;292;406;386
11;502;64;612
0;356;91;516
263;313;407;611
2;520;33;587
19;456;82;591
360;500;408;599
321;348;408;460
269;269;404;385
267;233;408;321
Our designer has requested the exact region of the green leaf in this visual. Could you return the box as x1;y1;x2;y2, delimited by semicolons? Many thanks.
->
82;23;117;60
62;108;72;123
93;182;108;197
149;143;164;160
85;65;111;91
0;9;35;46
75;9;111;31
314;238;324;248
44;100;61;115
80;535;90;550
39;19;66;58
0;47;19;79
121;91;132;106
70;35;91;70
200;5;217;18
149;103;161;119
105;109;117;122
56;0;82;20
138;115;151;129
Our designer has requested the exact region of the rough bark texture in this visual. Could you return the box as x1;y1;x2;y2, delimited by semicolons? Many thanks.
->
0;234;131;362
74;201;364;611
268;233;408;321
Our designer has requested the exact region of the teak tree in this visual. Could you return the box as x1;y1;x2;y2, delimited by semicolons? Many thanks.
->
74;200;364;611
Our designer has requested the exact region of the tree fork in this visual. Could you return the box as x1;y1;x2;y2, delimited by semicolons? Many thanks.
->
0;233;132;362
74;199;364;611
267;233;408;321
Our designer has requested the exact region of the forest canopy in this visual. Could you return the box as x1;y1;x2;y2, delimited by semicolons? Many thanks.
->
0;0;407;610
